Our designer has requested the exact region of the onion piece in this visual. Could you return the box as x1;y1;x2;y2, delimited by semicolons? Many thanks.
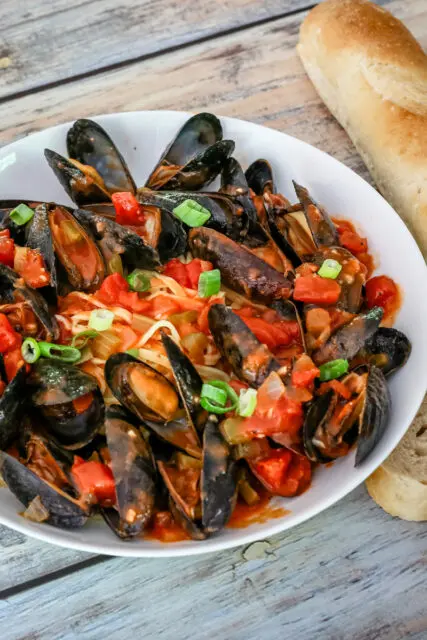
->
21;495;50;523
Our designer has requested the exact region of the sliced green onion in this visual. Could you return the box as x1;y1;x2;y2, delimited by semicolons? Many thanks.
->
318;259;342;280
319;358;349;382
173;199;211;227
70;329;99;349
9;203;35;226
88;309;114;332
237;388;258;417
21;338;41;364
200;380;238;414
126;348;140;358
38;342;81;363
126;270;151;292
201;383;228;407
198;269;221;298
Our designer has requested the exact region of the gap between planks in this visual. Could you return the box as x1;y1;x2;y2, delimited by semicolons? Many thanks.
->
0;3;317;106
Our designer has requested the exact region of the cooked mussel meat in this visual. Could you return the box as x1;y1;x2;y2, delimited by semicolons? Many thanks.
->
67;119;136;194
293;181;339;248
28;360;105;449
101;406;156;539
208;304;280;388
189;227;293;303
303;365;391;466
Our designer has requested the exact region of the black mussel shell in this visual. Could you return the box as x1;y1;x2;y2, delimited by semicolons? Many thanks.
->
201;416;237;533
26;203;58;295
0;366;27;450
303;390;336;464
0;200;43;243
220;157;249;197
312;307;384;366
0;263;59;341
44;149;111;206
208;304;280;388
161;332;207;432
362;327;412;376
245;159;275;195
72;208;161;270
189;227;293;304
102;406;156;539
0;451;88;529
355;366;391;466
293;181;339;248
67;119;136;195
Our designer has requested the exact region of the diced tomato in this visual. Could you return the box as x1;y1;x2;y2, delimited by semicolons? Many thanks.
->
151;295;181;319
0;314;21;354
228;379;249;394
237;314;300;350
14;246;50;288
72;393;93;415
71;459;116;507
0;380;5;396
338;228;368;254
163;258;213;290
117;291;152;314
293;274;341;305
96;273;129;303
113;325;138;351
3;346;25;382
291;354;320;389
0;229;15;267
112;192;145;226
365;275;399;320
251;450;311;497
186;259;213;289
243;392;304;439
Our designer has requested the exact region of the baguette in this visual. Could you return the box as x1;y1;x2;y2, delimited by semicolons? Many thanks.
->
297;0;427;257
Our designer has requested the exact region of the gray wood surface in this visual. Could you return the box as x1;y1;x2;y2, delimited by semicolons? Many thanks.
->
0;1;426;638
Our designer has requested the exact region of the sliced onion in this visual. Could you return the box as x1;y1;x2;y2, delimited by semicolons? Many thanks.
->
21;495;50;523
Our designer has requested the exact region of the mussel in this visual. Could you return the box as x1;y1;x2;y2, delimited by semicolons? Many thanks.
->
0;263;59;341
189;227;293;303
0;366;27;450
293;181;339;248
101;406;156;539
67;119;136;195
146;113;233;191
208;304;280;388
312;307;384;366
0;200;43;243
303;365;391;466
26;203;58;296
245;159;275;196
28;360;105;450
0;450;89;528
357;327;411;377
105;353;201;457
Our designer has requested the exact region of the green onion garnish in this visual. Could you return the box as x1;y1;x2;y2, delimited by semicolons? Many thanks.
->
88;309;114;332
10;203;35;226
318;259;342;280
319;358;349;382
127;270;151;292
38;342;81;363
201;383;228;407
237;388;257;417
173;199;211;227
198;269;221;298
200;380;238;414
21;338;41;364
70;329;99;349
126;348;140;358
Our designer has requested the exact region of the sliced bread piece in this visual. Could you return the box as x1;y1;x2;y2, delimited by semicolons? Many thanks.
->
366;396;427;521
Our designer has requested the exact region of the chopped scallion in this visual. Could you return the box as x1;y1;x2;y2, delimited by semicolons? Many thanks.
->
21;338;41;364
318;258;342;280
319;358;349;382
198;269;221;298
173;199;211;227
10;203;34;226
200;380;238;415
38;342;81;363
70;329;99;349
237;388;257;417
88;309;114;332
127;270;151;292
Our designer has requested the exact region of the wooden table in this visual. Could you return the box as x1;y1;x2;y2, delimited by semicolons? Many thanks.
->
0;1;426;638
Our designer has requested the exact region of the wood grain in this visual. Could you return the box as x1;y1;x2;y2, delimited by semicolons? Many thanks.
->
0;0;318;101
0;486;425;640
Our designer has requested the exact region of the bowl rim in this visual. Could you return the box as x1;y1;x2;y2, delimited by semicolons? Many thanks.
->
0;109;426;557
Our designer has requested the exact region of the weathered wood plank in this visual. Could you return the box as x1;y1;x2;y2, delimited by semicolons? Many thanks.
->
0;486;425;640
0;0;316;100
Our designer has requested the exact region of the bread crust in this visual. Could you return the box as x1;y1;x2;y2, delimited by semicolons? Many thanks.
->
298;0;427;255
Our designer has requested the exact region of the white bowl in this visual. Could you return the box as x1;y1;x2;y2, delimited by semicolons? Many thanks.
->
0;111;426;557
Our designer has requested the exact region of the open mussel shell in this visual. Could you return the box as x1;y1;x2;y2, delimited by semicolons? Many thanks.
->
312;306;384;366
26;203;58;296
189;227;293;304
0;366;27;450
67;119;136;195
303;365;391;467
146;112;223;190
245;159;275;195
47;204;105;291
44;149;111;206
29;360;105;450
220;157;249;197
293;181;339;248
161;333;207;432
72;208;161;271
0;451;89;529
208;304;280;388
0;200;44;243
271;299;306;353
105;353;202;457
361;327;412;376
201;416;237;533
101;406;156;539
0;263;59;341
